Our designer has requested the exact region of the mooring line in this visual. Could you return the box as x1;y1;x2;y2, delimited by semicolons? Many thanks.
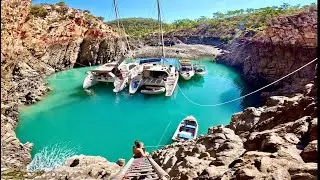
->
178;58;317;107
155;118;173;148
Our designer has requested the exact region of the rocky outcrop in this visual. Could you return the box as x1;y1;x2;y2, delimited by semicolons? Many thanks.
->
1;155;120;179
1;0;126;170
33;155;121;179
218;7;317;100
152;80;317;179
144;7;318;101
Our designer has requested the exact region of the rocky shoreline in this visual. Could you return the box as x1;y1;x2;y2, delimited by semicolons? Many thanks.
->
217;7;317;100
1;0;318;179
152;74;317;179
133;44;222;59
1;0;127;173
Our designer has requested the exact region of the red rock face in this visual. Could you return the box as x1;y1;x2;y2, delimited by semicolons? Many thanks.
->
218;8;317;100
254;8;317;47
1;0;127;170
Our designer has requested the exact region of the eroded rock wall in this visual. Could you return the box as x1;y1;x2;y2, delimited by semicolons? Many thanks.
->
218;7;317;100
1;0;126;170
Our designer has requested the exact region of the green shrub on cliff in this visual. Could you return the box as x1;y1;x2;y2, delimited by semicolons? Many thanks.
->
109;3;314;40
107;18;174;38
30;5;48;18
97;16;105;21
56;1;66;6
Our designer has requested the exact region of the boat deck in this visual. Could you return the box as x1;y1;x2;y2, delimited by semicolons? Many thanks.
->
165;67;179;96
143;78;164;85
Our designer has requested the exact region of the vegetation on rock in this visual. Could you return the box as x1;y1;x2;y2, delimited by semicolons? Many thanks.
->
107;18;172;38
30;5;48;18
56;1;66;6
107;3;316;40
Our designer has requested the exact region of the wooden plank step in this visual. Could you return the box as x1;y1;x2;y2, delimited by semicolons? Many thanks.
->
132;163;152;166
130;165;153;169
131;163;150;166
131;164;152;167
130;165;153;168
128;167;154;170
123;176;159;180
127;169;155;173
128;169;154;173
128;167;153;171
125;172;158;177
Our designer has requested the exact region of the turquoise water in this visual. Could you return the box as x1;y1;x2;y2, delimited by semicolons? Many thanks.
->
16;58;257;163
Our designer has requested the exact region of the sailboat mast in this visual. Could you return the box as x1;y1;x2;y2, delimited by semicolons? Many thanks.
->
113;0;132;60
113;0;121;30
156;0;165;59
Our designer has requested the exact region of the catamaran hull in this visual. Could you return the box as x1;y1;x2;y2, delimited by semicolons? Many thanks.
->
180;71;194;80
83;73;98;89
129;79;142;94
113;78;128;93
165;72;179;97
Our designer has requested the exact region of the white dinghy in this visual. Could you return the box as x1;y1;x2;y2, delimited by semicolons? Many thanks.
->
140;86;165;95
172;116;198;142
194;63;206;76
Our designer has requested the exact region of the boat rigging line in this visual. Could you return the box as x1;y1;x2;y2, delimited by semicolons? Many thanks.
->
157;0;165;59
178;58;318;107
113;0;132;55
156;118;173;149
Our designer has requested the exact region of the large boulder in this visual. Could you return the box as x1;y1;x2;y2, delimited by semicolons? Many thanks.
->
300;140;318;163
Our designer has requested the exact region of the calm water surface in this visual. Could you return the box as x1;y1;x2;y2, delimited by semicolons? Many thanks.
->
16;58;257;163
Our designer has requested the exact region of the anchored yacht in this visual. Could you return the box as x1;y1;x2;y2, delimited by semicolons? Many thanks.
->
129;58;161;95
139;63;179;96
193;63;207;76
83;62;118;89
113;62;141;93
179;59;195;80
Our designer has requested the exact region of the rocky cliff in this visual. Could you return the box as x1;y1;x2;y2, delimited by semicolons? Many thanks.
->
1;0;126;172
148;9;318;179
218;7;317;100
145;7;317;101
152;73;317;179
1;0;318;179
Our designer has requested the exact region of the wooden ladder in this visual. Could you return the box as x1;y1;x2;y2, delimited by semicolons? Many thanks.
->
111;157;170;180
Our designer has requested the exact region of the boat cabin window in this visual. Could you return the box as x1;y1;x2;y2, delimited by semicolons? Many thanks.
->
181;67;192;71
128;64;136;70
143;70;168;79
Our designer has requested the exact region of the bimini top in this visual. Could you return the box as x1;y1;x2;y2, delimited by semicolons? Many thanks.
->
139;58;162;65
92;62;118;72
143;64;171;74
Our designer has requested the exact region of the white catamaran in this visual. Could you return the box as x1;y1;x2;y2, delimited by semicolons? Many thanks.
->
128;0;179;96
83;0;137;92
139;62;179;96
83;62;119;89
113;62;141;93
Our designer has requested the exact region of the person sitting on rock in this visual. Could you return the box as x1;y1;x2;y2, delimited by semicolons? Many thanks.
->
133;140;148;158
